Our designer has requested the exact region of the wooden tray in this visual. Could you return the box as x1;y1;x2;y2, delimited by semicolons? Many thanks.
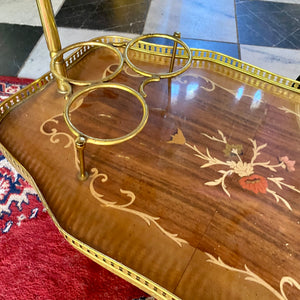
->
1;36;300;299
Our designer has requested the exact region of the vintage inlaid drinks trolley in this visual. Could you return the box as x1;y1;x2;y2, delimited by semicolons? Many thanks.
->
0;1;299;299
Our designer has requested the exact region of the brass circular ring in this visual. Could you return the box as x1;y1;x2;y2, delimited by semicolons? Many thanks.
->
64;83;149;145
50;41;124;86
124;33;192;78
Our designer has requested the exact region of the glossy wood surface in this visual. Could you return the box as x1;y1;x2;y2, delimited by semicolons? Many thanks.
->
0;47;299;299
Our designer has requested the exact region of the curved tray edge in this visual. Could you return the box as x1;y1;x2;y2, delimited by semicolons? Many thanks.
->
0;142;179;300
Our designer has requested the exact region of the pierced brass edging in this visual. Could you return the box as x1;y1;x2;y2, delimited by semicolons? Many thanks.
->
192;51;300;101
1;35;299;123
0;73;53;122
62;233;179;300
76;35;300;98
51;41;124;87
0;141;180;300
114;37;300;98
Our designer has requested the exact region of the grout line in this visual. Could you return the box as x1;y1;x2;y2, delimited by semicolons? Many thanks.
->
53;0;66;16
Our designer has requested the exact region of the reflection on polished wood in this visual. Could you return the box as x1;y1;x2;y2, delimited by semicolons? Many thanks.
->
0;44;300;299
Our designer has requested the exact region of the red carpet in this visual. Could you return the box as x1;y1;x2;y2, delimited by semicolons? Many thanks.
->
0;77;151;300
0;76;33;101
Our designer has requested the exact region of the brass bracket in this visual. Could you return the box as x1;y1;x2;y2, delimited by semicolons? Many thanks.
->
50;32;192;180
64;83;149;180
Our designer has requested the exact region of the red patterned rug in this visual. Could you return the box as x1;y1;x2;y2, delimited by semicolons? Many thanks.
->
0;76;33;101
0;76;151;300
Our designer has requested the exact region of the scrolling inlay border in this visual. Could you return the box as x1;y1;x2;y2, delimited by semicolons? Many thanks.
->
206;253;300;300
40;113;188;247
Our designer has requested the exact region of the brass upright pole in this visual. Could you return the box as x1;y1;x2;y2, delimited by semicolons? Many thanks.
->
36;0;68;93
75;136;88;181
169;32;181;73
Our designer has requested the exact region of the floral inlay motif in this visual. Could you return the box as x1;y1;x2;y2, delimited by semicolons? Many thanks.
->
169;129;300;210
279;156;296;172
239;174;268;194
223;143;243;158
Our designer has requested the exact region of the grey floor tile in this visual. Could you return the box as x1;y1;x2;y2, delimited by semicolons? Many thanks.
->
0;24;43;77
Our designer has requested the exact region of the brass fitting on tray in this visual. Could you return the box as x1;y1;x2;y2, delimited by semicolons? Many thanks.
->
49;33;192;180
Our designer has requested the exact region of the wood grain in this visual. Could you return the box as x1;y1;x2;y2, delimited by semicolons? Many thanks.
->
0;47;299;299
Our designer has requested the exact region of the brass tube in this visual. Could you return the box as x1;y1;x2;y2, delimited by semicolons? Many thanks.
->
75;137;88;181
36;0;68;93
169;32;181;73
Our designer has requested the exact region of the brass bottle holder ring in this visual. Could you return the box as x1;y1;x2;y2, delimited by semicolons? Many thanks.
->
50;41;127;180
50;41;124;88
64;83;149;180
51;33;192;180
124;33;192;78
124;33;192;96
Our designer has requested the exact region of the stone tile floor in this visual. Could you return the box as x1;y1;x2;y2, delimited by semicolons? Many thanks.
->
0;0;299;79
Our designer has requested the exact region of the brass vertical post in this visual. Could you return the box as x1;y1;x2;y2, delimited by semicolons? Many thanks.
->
36;0;68;93
75;136;88;181
169;32;181;73
167;32;181;115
